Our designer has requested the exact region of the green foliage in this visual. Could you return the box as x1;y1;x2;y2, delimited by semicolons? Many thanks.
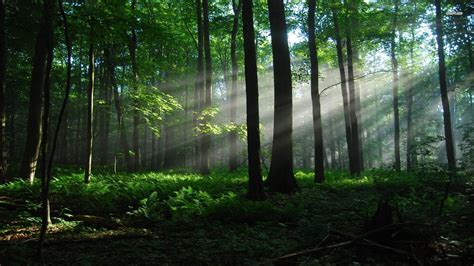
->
460;123;474;172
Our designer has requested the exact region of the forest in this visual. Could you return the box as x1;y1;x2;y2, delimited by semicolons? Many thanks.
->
0;0;473;264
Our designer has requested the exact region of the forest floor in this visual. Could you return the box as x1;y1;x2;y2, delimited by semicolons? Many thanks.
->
0;168;473;264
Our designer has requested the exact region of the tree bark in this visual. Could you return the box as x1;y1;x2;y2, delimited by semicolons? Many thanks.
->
201;0;212;174
105;48;133;171
228;0;242;172
307;0;325;183
434;0;456;171
84;40;94;183
345;16;361;176
129;0;140;172
39;0;70;253
40;48;53;230
20;0;55;183
332;9;355;175
391;0;401;171
242;0;265;200
406;6;416;171
266;0;297;193
194;0;204;171
0;0;6;183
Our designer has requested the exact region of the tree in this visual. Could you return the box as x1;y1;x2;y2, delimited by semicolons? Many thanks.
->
307;0;325;183
129;0;140;171
332;8;355;176
434;0;456;171
265;0;297;193
195;0;205;171
229;0;242;172
345;2;361;176
0;0;6;183
391;0;401;171
84;39;94;183
105;48;132;172
201;0;212;174
242;0;265;200
20;0;55;183
39;0;71;252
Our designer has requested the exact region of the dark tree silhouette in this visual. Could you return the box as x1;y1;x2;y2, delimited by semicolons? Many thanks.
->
307;0;325;183
129;0;140;171
391;0;401;171
266;0;297;193
242;0;265;200
434;0;456;171
201;0;212;174
332;8;355;176
20;0;55;183
229;0;242;171
0;0;6;183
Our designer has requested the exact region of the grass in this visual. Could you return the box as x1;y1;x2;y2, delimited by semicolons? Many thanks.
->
0;168;472;264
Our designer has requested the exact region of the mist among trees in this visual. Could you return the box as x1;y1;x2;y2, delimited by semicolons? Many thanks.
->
0;0;473;264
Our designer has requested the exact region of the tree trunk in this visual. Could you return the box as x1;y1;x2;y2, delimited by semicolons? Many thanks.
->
242;0;265;200
84;41;94;183
435;0;456;171
101;57;111;165
346;24;361;176
162;122;178;169
105;49;132;171
308;0;325;183
40;48;53;233
266;0;297;193
39;0;71;252
329;113;337;170
0;0;6;183
150;131;156;170
194;0;204;171
20;0;55;183
391;0;401;171
332;9;355;176
229;0;242;171
406;13;415;171
129;0;140;172
201;0;212;174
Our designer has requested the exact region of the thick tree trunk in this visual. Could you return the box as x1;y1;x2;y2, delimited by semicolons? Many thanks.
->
229;0;242;171
435;0;456;171
266;0;297;193
129;0;140;171
333;9;355;176
84;41;94;183
391;0;401;171
242;0;265;200
0;0;6;183
20;0;55;183
307;0;325;183
201;0;212;174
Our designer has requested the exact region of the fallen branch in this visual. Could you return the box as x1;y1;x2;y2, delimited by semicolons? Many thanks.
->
264;223;420;264
263;240;354;264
